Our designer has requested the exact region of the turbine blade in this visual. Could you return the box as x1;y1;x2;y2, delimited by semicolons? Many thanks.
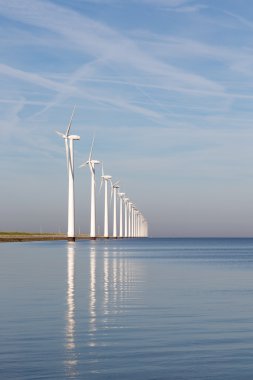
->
65;105;76;136
101;161;104;177
113;180;120;187
99;178;103;194
89;135;95;160
110;181;113;205
56;131;65;138
65;137;74;178
68;143;74;179
64;139;69;172
79;161;87;168
88;161;95;177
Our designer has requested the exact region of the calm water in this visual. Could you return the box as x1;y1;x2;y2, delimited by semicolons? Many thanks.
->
1;238;253;379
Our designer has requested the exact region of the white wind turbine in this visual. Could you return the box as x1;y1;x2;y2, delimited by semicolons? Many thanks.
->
80;138;100;239
100;163;112;239
128;201;133;238
118;192;125;238
112;181;120;238
132;207;136;237
56;106;80;241
131;205;135;237
124;197;129;238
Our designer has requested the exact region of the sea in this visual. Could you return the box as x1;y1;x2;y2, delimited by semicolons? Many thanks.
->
1;238;253;379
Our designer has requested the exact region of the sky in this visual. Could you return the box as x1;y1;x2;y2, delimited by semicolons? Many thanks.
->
1;0;253;237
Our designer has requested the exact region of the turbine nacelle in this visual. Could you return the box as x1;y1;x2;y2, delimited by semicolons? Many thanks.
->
91;160;100;165
102;175;112;181
56;132;80;140
81;159;100;167
68;134;80;140
112;180;120;189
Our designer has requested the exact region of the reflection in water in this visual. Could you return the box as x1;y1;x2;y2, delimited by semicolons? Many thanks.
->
103;247;109;315
88;243;97;347
87;242;143;350
112;249;118;306
65;243;78;378
65;241;143;372
102;245;142;318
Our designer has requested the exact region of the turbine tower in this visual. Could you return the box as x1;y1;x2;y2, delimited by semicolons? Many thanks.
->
100;163;112;238
118;192;125;238
56;106;80;242
112;181;120;238
80;138;100;239
128;202;133;238
131;205;135;237
124;197;129;238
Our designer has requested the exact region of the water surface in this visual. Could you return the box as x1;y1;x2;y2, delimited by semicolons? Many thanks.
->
1;238;253;379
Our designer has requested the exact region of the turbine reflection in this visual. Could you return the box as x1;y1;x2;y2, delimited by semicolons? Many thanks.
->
88;243;97;347
65;242;78;377
87;242;144;349
103;245;140;317
103;246;109;315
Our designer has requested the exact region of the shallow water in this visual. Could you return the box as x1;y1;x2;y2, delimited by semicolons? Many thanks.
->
1;238;253;379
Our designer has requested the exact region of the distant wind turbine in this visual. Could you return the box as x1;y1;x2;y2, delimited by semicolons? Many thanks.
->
56;106;80;241
118;192;125;238
131;205;135;237
128;202;133;238
80;137;100;239
112;181;120;238
100;163;112;239
124;197;129;238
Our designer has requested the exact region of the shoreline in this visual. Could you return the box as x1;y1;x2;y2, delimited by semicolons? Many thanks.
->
0;233;91;243
0;233;128;243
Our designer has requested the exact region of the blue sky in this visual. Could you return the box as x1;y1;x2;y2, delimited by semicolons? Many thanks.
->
1;0;253;236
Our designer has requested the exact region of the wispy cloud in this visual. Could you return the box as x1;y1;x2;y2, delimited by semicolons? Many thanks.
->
60;0;192;5
0;2;252;136
223;10;253;31
0;63;77;94
0;0;224;93
0;97;25;138
134;0;190;5
72;0;205;13
165;4;207;13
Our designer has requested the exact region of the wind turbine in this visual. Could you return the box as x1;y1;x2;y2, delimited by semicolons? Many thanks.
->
80;138;100;239
137;211;141;237
56;106;80;241
128;201;133;238
124;197;129;238
131;205;135;237
132;207;136;237
100;163;112;238
118;192;125;238
112;181;120;238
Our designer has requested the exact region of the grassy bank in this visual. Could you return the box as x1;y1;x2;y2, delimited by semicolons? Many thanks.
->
0;232;90;242
0;232;65;236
